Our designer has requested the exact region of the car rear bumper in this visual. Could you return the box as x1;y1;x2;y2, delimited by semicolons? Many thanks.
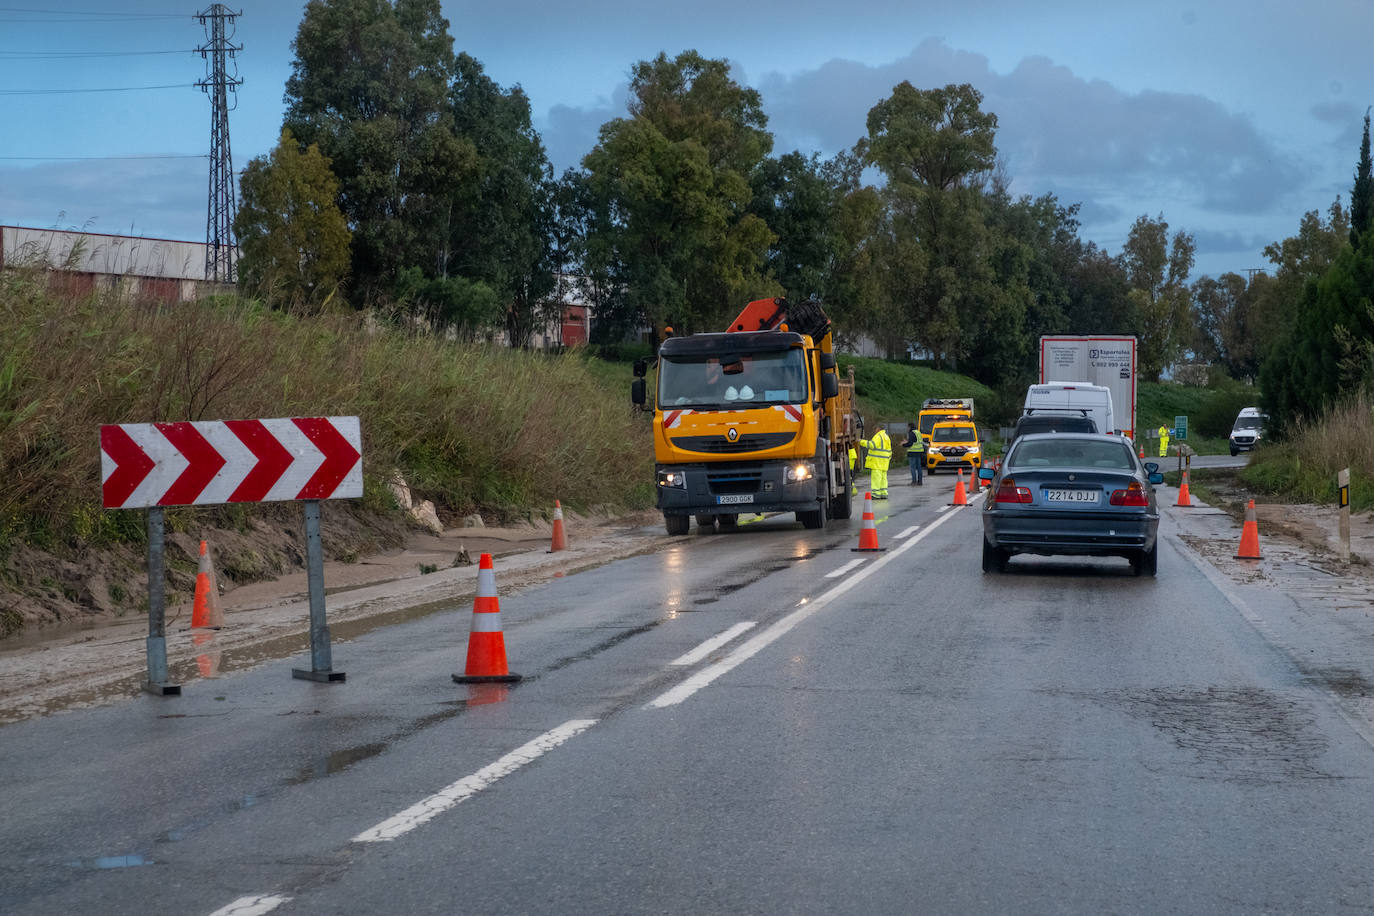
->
983;510;1158;555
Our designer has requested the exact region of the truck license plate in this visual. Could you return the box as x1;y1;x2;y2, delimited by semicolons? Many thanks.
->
717;494;754;505
1045;489;1098;503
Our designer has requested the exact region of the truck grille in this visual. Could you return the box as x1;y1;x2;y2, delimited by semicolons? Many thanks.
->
707;469;763;494
671;433;796;454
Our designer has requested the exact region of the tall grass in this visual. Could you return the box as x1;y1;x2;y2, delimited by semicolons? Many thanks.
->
1241;390;1374;510
0;272;654;551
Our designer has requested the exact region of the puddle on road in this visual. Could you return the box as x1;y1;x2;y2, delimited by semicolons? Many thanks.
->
545;622;662;672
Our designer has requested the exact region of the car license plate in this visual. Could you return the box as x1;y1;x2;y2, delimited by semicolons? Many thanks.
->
1045;489;1098;503
717;494;754;505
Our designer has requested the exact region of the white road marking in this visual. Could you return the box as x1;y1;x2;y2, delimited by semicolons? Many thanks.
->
893;525;920;539
824;558;867;579
646;501;972;709
670;621;757;666
207;895;290;916
352;719;598;843
937;504;952;513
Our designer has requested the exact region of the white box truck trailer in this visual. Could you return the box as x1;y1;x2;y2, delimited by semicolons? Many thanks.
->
1038;336;1137;439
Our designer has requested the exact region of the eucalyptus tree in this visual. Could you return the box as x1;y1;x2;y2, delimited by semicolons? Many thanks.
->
1121;214;1195;381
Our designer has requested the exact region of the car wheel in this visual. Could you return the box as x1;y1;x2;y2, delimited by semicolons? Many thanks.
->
1131;541;1158;577
665;514;690;536
1229;447;1239;456
982;537;1008;574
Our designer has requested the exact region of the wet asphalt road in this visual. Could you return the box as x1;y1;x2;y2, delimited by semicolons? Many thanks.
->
6;467;1374;914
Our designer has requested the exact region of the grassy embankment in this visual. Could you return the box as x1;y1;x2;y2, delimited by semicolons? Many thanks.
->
1;274;655;633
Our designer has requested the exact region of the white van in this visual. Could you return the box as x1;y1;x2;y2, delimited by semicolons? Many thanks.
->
1023;383;1116;436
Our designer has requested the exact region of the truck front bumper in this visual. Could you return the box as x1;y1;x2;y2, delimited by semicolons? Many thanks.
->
656;461;824;517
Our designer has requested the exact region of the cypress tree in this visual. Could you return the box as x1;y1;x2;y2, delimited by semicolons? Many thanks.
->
1352;109;1373;246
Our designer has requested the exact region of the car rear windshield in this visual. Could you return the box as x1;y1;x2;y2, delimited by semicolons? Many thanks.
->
1010;439;1135;469
932;425;976;443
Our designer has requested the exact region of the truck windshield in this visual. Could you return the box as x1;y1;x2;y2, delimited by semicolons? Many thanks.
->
659;349;808;408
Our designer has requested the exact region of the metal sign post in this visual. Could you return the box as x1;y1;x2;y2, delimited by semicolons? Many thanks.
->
293;499;344;682
142;507;181;696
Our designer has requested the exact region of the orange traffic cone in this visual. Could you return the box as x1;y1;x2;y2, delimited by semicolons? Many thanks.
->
1235;499;1262;559
191;540;223;629
851;492;885;552
453;553;522;684
549;499;567;552
1138;443;1145;459
951;470;969;506
1175;469;1193;507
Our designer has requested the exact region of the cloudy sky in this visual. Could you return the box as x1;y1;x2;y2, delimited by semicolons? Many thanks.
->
1;0;1370;279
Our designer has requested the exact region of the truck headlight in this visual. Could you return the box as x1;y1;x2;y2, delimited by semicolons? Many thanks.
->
786;463;814;482
657;470;687;489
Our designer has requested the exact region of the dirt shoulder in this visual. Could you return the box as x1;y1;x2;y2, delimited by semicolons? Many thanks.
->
0;507;666;725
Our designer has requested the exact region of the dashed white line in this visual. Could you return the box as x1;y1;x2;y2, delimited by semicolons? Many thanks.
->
670;621;757;666
937;504;952;513
352;719;598;843
893;525;920;539
207;895;290;916
824;558;868;579
646;500;972;709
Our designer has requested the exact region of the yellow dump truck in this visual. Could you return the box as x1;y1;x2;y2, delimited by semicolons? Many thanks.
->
632;298;859;535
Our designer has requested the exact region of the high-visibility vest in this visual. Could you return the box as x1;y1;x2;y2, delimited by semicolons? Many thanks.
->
848;446;857;470
864;429;891;470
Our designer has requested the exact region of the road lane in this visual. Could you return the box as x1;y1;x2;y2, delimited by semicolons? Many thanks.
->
7;477;1374;914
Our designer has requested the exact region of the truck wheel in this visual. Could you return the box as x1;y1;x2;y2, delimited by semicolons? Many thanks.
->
829;464;853;520
664;514;690;536
798;500;827;529
718;514;738;529
695;514;716;529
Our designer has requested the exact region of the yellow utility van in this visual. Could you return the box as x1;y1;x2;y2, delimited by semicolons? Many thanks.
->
927;420;982;475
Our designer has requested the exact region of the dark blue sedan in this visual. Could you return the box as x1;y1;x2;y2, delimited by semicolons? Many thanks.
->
978;433;1165;576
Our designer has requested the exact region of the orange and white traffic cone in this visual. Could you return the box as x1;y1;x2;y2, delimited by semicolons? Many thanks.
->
951;470;969;507
191;540;223;629
1235;499;1262;559
453;553;522;684
549;499;567;553
1138;443;1145;460
1175;469;1193;508
851;492;885;552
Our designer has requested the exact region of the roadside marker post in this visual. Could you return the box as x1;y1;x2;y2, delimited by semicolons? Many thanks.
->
101;417;363;693
1339;468;1351;564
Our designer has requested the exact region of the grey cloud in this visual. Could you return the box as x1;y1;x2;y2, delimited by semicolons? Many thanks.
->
1312;101;1361;124
1;159;205;241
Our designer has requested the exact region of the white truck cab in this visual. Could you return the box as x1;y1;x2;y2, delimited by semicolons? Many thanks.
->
1023;383;1116;437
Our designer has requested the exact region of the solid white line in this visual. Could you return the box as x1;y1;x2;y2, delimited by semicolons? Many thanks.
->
353;719;597;842
206;896;290;916
646;502;972;709
824;558;867;579
670;621;757;666
893;525;920;539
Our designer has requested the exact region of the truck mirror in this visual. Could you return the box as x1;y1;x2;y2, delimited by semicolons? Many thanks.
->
631;378;646;406
819;353;836;370
821;373;839;399
633;358;647;378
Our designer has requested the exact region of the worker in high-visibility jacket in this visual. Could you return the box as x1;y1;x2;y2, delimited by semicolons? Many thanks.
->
860;426;893;499
848;445;859;495
1157;424;1171;458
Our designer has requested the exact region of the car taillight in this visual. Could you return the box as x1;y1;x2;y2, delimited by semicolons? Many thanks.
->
995;478;1032;504
1109;482;1149;506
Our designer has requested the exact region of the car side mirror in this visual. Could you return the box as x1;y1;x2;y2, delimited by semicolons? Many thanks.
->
631;378;646;407
1148;472;1164;485
978;467;995;482
1143;462;1159;474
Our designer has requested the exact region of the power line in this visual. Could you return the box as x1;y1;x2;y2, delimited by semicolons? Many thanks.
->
0;154;207;161
0;49;195;58
0;83;193;94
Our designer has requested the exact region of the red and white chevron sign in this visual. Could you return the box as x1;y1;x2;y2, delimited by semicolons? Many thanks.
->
101;417;363;509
